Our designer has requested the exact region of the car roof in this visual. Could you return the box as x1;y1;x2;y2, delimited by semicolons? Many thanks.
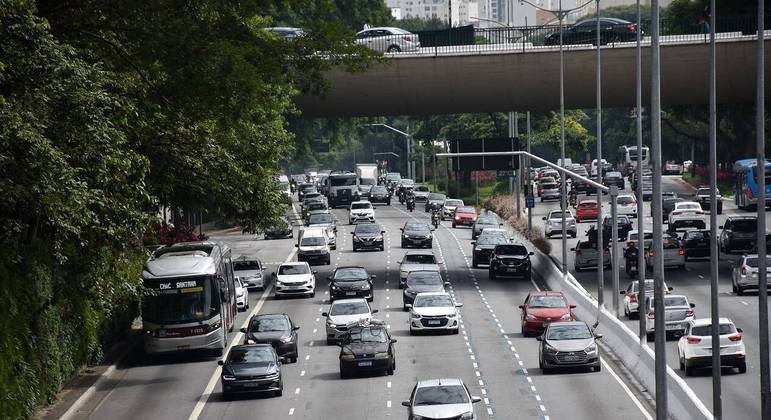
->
231;343;273;351
415;291;451;298
404;250;436;256
335;265;366;271
546;320;587;328
690;317;734;327
351;200;371;205
578;199;597;204
280;261;309;267
528;290;565;297
727;215;757;220
416;378;464;388
253;313;289;320
330;298;369;305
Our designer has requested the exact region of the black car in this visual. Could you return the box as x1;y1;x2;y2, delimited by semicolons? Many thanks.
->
471;234;510;268
328;266;375;302
472;216;502;240
538;321;601;373
719;216;758;254
694;187;723;214
602;215;632;241
219;344;284;398
264;217;293;239
369;185;391;205
400;221;433;248
602;171;625;190
489;243;533;280
241;313;299;362
402;270;448;310
681;229;710;260
338;322;396;378
352;223;385;252
303;201;328;223
655;197;684;220
425;192;446;212
544;18;639;46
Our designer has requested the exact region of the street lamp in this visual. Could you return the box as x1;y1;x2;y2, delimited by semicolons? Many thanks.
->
366;123;412;179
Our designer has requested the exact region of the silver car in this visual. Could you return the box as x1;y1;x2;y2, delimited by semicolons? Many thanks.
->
543;210;577;238
401;378;481;420
441;199;464;219
356;27;420;53
644;294;695;338
540;182;560;202
322;298;377;345
233;257;265;289
572;240;610;271
731;254;771;295
398;251;441;288
644;235;686;270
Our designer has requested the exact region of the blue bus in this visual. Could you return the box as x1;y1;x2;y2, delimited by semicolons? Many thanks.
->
733;159;771;210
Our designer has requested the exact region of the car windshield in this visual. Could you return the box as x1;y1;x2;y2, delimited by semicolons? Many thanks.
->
250;316;290;332
696;188;718;195
445;199;463;206
347;327;388;343
309;214;334;224
477;235;508;245
691;324;737;336
334;268;368;281
301;236;326;246
227;347;274;364
578;202;597;209
415;186;430;192
414;294;453;307
355;224;381;234
234;260;261;271
496;245;528;256
279;264;309;275
732;220;758;231
351;203;372;210
457;207;476;214
360;178;376;185
429;193;446;200
414;385;469;406
407;272;443;286
542;183;558;189
617;196;635;205
663;238;681;249
372;186;387;193
549;212;571;219
547;324;592;340
403;254;437;264
629;232;653;241
652;296;688;307
476;217;497;225
330;301;370;316
529;296;567;308
678;203;701;211
307;203;326;210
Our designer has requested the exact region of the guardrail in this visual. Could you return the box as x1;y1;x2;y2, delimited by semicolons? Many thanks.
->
383;15;766;57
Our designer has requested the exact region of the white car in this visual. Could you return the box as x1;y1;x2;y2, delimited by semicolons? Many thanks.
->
398;251;441;288
543;210;577;238
678;318;746;376
323;298;377;344
441;199;464;220
616;193;637;218
407;292;462;335
668;201;707;230
620;279;672;319
644;294;695;337
274;262;316;298
235;278;249;311
233;257;264;289
355;27;420;53
349;201;376;224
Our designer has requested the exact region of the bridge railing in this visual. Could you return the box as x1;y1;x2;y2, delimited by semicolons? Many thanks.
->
393;15;765;57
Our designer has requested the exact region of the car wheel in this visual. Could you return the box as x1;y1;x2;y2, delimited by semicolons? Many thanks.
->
684;255;689;262
684;362;694;377
403;304;409;311
679;356;685;371
718;205;723;215
472;258;478;268
575;265;582;272
624;305;630;319
739;361;747;373
409;328;416;336
353;245;358;252
593;364;602;373
453;328;459;335
737;286;745;296
340;369;349;379
275;386;283;397
571;232;577;238
387;362;395;376
452;223;456;228
489;270;496;280
387;45;401;53
732;281;738;293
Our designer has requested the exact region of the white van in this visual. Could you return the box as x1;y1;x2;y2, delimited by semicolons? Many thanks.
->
297;227;331;265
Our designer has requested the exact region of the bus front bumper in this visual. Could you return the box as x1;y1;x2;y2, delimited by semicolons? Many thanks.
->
144;327;225;354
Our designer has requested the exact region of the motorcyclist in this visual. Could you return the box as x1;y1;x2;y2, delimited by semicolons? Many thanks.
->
569;187;578;207
624;242;639;277
406;195;415;211
431;208;441;227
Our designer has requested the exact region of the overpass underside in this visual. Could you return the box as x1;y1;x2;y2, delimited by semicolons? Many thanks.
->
295;38;771;117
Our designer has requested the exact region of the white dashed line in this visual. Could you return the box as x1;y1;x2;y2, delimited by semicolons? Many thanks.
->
288;408;295;416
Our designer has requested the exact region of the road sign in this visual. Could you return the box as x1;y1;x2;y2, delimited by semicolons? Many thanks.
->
525;195;535;208
449;137;519;171
497;170;515;177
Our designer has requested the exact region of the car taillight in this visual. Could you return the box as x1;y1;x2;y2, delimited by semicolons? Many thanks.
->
629;294;637;303
647;312;655;319
686;309;694;317
649;251;655;257
678;248;685;256
741;266;748;276
627;23;637;32
747;188;753;199
728;333;743;342
672;211;681;216
686;336;702;344
627;241;634;248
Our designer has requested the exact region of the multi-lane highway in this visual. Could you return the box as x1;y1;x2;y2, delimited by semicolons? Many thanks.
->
63;196;655;420
531;175;770;418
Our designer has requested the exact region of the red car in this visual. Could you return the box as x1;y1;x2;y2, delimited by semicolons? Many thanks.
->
519;291;576;337
452;206;478;228
575;199;598;223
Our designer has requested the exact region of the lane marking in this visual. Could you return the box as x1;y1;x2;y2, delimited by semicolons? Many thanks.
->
288;408;295;416
602;358;654;420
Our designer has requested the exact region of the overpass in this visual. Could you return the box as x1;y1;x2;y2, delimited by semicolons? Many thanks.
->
295;33;771;117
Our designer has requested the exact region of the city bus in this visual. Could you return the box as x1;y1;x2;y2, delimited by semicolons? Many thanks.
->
733;159;771;210
142;241;237;355
617;145;650;175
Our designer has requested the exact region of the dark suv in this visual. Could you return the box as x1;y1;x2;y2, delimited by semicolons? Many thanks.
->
603;171;625;190
328;266;375;302
719;216;758;254
488;243;533;280
694;187;723;214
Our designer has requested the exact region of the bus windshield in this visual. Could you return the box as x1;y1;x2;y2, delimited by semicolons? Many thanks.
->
143;278;217;324
330;176;357;186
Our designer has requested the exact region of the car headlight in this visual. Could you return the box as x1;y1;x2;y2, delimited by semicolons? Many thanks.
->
447;312;457;318
544;343;558;353
340;354;355;361
560;313;572;320
374;352;390;359
424;234;432;239
331;284;338;290
460;413;475;420
525;314;536;321
375;235;383;241
276;280;284;287
222;374;237;381
326;319;336;327
400;271;408;278
280;336;293;343
411;312;422;319
585;343;597;354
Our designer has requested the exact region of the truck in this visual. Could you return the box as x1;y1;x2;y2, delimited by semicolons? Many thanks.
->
326;172;360;208
356;163;379;198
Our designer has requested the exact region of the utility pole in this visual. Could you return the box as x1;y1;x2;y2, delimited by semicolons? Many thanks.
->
515;112;521;217
527;112;532;233
595;0;605;305
558;0;568;277
651;1;668;418
635;0;647;345
449;0;453;27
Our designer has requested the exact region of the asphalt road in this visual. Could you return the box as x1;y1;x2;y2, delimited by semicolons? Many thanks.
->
67;196;654;420
530;174;771;418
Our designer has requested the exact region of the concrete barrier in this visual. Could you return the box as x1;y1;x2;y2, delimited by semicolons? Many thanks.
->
530;250;713;420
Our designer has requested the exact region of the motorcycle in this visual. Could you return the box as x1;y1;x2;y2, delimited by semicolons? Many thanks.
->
406;197;415;212
625;250;638;278
431;210;441;228
399;190;405;205
569;191;577;208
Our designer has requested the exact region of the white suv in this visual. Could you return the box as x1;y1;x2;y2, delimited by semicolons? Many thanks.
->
668;201;707;230
677;318;746;376
407;292;462;335
543;210;577;238
273;262;316;298
349;201;376;224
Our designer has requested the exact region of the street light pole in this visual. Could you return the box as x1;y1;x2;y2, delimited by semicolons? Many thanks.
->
366;124;412;180
595;0;605;305
635;0;647;346
559;0;568;277
527;112;532;233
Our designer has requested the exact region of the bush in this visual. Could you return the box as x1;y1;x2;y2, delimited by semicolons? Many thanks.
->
483;196;551;255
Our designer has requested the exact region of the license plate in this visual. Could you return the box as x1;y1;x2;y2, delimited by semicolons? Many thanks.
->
346;291;357;296
563;355;580;361
358;361;373;367
506;268;517;272
428;320;441;325
243;382;261;388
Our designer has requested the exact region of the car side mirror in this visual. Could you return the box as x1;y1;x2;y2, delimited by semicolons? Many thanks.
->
690;303;696;308
444;282;451;287
240;327;247;333
294;244;298;247
371;275;377;279
401;401;411;407
570;248;575;251
293;326;300;331
620;290;626;295
455;303;463;308
397;261;402;264
312;270;318;274
737;327;744;333
322;312;328;317
529;251;534;255
350;231;354;234
471;241;476;245
371;309;379;314
279;356;288;364
594;334;603;340
542;217;547;221
271;272;276;277
471;396;482;404
668;286;674;291
518;305;524;309
718;225;723;229
391;338;398;343
405;304;412;309
569;304;576;309
536;336;543;341
217;360;225;366
400;228;404;231
327;276;332;281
